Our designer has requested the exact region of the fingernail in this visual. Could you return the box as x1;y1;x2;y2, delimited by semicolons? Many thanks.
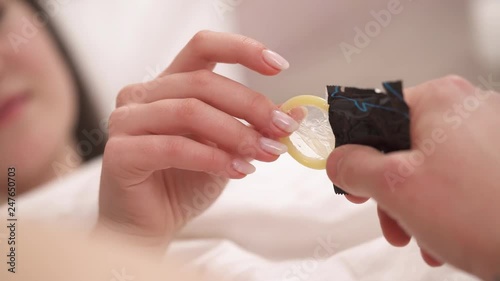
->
259;137;288;155
262;49;290;70
272;110;300;133
232;159;256;175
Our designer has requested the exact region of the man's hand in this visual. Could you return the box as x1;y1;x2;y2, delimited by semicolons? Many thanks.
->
327;75;500;280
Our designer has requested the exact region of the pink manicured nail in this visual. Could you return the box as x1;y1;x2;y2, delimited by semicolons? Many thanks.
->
232;159;256;175
272;110;300;133
262;49;290;70
259;137;288;155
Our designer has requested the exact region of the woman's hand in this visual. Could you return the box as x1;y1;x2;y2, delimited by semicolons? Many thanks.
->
326;76;500;280
97;31;302;247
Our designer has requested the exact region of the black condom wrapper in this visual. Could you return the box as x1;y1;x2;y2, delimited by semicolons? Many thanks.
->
327;81;411;195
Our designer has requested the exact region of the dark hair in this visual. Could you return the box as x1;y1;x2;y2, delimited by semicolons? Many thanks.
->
25;0;106;161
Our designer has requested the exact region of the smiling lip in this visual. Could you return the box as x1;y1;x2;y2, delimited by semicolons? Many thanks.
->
0;92;30;128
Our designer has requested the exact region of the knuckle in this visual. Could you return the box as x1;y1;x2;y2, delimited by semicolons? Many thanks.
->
247;93;271;114
189;69;212;87
235;131;257;159
422;78;457;105
238;34;265;50
116;84;139;107
176;98;201;120
423;75;476;107
190;30;213;49
443;75;475;93
237;126;256;151
163;137;185;157
139;138;162;156
205;149;221;171
116;85;133;107
382;155;403;175
107;106;131;135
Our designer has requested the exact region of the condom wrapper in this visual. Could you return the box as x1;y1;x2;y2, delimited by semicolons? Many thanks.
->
327;81;411;194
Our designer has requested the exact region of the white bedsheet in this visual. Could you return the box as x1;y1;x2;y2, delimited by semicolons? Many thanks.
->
4;155;478;281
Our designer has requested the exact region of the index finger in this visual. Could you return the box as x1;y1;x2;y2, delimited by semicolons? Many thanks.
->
161;30;289;76
403;75;477;110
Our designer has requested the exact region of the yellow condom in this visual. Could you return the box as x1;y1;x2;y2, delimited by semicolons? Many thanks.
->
280;95;336;170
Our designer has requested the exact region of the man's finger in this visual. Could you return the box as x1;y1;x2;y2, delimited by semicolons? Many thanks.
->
378;207;411;247
326;145;414;209
345;195;369;204
421;249;444;267
326;145;389;198
404;75;476;111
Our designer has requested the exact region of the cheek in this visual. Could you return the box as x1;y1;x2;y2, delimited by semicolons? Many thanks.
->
2;21;79;173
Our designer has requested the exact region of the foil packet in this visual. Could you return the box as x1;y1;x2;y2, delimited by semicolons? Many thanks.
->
327;81;411;195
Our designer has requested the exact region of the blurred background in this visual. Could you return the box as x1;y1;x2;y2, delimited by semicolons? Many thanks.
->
52;0;500;119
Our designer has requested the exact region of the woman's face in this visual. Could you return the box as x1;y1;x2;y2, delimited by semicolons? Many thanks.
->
0;0;79;192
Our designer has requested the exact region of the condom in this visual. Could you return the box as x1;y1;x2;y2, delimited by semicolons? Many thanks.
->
280;95;334;170
280;81;411;195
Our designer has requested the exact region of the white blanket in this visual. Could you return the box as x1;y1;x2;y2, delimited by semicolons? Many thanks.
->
2;1;495;279
6;155;478;281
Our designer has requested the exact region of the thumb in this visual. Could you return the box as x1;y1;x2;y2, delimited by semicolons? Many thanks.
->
326;145;412;208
